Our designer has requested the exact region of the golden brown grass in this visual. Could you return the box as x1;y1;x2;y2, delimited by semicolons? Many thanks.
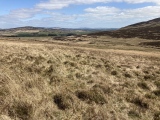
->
0;37;160;120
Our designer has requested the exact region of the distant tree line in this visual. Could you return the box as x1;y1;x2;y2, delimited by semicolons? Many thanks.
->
5;32;78;37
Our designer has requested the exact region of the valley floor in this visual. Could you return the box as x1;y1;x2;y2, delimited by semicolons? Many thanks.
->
0;37;160;120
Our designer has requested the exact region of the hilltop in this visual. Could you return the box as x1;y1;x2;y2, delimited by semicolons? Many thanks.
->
90;18;160;40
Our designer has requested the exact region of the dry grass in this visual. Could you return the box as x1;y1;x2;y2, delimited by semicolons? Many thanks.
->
0;37;160;120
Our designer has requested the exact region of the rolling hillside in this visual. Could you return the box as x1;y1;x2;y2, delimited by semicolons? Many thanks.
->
90;18;160;40
0;26;114;37
0;18;160;120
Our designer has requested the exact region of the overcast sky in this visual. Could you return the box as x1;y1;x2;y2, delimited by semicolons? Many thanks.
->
0;0;160;28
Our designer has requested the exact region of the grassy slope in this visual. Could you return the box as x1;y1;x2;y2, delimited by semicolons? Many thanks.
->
90;18;160;40
0;39;160;120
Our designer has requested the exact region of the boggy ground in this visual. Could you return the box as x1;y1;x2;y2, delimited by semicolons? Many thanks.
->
0;37;160;120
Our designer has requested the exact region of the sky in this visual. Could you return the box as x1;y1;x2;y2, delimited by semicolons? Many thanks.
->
0;0;160;28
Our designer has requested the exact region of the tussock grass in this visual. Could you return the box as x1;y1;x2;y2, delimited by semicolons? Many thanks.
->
93;84;113;94
111;70;118;76
154;81;160;88
124;73;132;78
138;82;150;90
128;110;141;119
76;89;107;104
0;39;160;119
130;97;149;109
8;101;33;120
153;90;160;97
53;93;73;110
154;112;160;120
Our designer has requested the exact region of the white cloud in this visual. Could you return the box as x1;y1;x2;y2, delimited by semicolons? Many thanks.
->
7;8;41;19
123;0;160;4
80;5;160;27
37;5;160;28
84;6;160;18
85;6;120;15
124;6;160;18
36;0;72;10
36;0;160;10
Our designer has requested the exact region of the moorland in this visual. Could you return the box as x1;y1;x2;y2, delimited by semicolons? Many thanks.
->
0;18;160;120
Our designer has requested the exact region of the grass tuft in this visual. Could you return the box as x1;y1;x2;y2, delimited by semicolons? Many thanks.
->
144;75;154;80
124;73;132;78
53;93;73;110
138;82;150;90
0;88;9;96
8;102;33;120
131;97;149;109
145;93;156;99
153;90;160;97
93;84;113;94
76;89;107;104
111;70;118;76
154;81;160;88
154;112;160;120
128;110;141;118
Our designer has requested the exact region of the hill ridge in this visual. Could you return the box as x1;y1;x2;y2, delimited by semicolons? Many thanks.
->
90;17;160;40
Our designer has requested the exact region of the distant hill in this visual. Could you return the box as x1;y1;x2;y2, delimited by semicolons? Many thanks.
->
0;26;116;37
90;18;160;40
